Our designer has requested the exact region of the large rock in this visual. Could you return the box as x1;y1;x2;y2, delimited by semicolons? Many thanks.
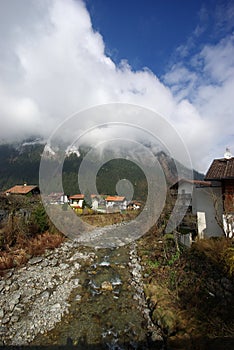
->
101;281;113;291
29;257;43;265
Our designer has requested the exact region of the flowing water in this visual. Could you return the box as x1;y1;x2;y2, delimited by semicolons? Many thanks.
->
32;245;162;349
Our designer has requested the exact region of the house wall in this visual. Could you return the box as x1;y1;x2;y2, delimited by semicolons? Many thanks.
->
223;179;234;213
70;199;84;208
105;200;127;211
223;214;234;238
60;195;68;204
106;201;114;208
177;182;193;195
192;187;224;238
172;181;193;208
92;198;99;211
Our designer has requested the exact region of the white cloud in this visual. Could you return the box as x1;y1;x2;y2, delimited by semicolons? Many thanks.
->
163;32;234;170
199;35;234;83
0;0;233;173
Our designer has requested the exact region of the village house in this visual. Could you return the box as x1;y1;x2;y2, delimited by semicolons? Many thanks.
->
4;184;40;196
45;192;69;205
91;194;106;212
127;201;142;210
68;193;128;213
205;150;234;213
202;150;234;238
69;194;85;209
169;179;210;243
174;149;234;239
169;149;234;240
170;178;211;210
105;196;127;213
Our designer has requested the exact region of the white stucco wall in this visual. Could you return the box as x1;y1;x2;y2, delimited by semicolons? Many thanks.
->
174;181;193;207
177;181;193;195
92;198;99;210
192;187;224;238
223;214;234;238
70;199;84;207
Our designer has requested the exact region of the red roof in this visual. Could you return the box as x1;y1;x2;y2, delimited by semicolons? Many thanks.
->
205;158;234;180
105;196;126;202
5;185;38;195
69;194;85;200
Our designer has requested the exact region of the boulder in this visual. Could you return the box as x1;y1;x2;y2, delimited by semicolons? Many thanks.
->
101;281;113;291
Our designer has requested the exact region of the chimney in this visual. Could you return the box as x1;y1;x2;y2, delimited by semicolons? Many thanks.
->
224;147;232;160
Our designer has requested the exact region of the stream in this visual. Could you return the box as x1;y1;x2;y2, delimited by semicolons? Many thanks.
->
1;223;234;349
32;244;162;349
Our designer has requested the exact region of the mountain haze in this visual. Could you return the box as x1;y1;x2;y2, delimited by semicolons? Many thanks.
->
0;141;204;200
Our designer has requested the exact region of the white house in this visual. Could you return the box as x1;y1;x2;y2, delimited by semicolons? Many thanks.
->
170;178;223;239
201;151;234;238
46;192;68;205
69;194;85;209
192;185;224;239
91;194;106;211
105;196;127;212
172;150;234;239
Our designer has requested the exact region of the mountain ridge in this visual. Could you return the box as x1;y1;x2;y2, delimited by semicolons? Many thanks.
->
0;141;204;199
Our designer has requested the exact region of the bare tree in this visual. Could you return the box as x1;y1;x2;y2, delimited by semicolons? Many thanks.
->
210;190;234;239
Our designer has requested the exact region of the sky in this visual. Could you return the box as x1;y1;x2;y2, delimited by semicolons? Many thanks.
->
0;0;233;172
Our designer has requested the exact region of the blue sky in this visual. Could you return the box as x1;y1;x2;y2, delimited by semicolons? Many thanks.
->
85;0;233;76
0;0;233;172
85;0;204;75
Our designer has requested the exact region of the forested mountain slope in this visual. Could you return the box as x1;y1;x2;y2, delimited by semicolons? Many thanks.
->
0;142;204;200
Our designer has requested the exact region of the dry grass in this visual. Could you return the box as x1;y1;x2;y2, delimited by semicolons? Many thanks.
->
27;231;64;256
138;232;234;341
192;237;233;273
81;211;139;226
0;231;65;272
223;246;234;276
0;253;14;270
0;211;138;272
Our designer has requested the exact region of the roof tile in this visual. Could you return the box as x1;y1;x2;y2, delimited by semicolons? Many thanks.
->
205;158;234;180
105;196;125;202
5;185;38;195
69;194;85;199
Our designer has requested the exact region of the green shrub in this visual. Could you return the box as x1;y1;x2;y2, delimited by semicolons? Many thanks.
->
32;204;49;233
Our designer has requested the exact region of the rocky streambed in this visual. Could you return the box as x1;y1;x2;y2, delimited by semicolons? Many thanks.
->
0;235;163;349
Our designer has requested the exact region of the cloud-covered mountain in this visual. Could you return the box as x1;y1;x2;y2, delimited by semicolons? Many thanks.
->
0;0;233;172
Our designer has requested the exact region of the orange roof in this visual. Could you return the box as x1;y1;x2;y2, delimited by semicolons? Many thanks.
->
5;185;38;195
69;194;85;200
105;196;125;202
